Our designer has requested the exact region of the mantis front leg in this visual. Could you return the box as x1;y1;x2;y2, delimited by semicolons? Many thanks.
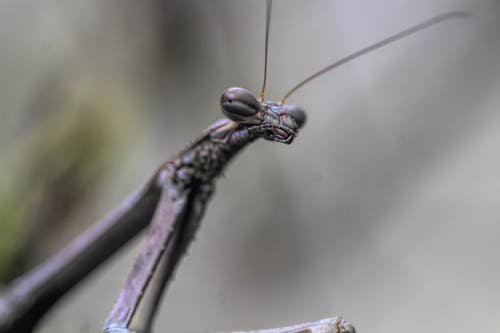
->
103;169;214;333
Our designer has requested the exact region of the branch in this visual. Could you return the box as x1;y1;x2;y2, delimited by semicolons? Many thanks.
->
226;317;356;333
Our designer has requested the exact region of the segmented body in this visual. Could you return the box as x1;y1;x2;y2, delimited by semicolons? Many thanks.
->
166;119;256;187
104;119;261;333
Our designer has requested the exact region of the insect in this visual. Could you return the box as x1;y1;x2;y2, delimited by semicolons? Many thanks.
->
0;1;466;333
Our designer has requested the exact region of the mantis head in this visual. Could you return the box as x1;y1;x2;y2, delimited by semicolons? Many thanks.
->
220;87;306;144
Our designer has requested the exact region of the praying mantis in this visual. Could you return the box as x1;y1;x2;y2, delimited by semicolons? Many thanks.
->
0;1;467;332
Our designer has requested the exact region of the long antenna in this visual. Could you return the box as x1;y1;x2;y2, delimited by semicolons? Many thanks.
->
280;11;469;104
259;0;273;101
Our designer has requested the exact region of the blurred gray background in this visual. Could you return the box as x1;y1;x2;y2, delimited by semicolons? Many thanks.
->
1;0;499;332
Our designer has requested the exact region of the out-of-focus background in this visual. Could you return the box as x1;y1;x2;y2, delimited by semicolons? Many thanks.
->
1;0;499;332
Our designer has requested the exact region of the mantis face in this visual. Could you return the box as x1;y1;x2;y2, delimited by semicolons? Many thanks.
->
220;87;306;144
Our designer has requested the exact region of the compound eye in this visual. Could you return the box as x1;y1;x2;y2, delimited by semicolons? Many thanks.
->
220;87;262;123
285;105;307;128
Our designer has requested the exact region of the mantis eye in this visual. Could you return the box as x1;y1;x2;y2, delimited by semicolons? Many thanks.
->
220;87;262;123
285;105;306;128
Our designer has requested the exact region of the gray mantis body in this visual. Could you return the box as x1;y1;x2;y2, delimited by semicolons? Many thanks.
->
0;94;312;333
103;96;307;333
0;102;308;333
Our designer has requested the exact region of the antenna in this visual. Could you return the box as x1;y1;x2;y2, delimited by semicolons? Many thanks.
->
280;11;469;104
259;0;273;101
